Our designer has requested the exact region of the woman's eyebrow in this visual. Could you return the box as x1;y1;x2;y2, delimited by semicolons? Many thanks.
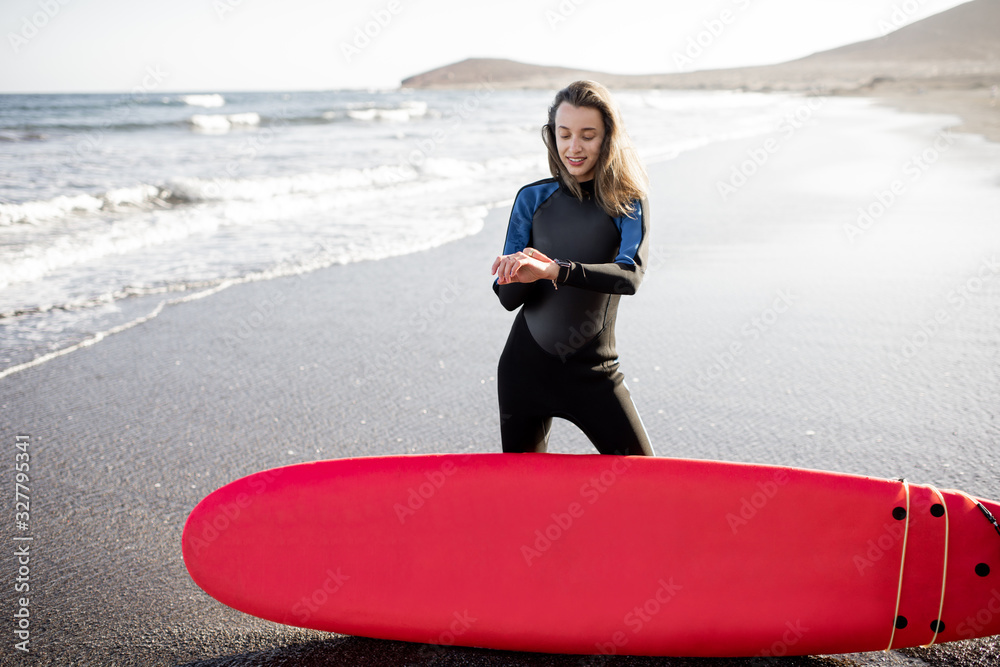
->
557;125;599;132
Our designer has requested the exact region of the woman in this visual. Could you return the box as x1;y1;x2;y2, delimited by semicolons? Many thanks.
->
490;80;654;456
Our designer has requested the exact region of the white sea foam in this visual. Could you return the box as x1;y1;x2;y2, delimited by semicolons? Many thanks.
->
188;112;261;132
420;157;487;179
2;88;824;376
483;155;548;176
100;184;166;208
0;194;103;226
0;156;513;295
228;112;261;125
0;207;225;292
0;204;492;380
346;100;428;122
401;100;428;116
181;94;226;108
0;164;427;231
164;164;420;204
0;185;169;227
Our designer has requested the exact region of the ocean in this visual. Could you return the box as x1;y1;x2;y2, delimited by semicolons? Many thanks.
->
1;86;822;374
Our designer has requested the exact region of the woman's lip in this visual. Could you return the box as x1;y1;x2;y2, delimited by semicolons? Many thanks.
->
567;157;586;165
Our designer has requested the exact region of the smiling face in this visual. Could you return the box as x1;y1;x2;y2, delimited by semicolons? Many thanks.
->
553;102;604;183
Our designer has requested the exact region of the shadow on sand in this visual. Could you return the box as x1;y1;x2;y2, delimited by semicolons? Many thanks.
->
177;634;861;667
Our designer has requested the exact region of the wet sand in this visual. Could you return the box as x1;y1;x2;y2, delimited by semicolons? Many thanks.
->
2;97;1000;666
840;75;1000;144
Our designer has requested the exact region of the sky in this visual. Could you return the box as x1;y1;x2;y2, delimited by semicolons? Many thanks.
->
0;0;974;93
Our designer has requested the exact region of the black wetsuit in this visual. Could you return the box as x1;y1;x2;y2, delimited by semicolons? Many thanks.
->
493;177;654;456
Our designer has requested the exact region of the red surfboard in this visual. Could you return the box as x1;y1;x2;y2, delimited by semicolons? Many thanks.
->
182;454;1000;657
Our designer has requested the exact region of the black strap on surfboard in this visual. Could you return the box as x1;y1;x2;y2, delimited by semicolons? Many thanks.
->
975;501;1000;541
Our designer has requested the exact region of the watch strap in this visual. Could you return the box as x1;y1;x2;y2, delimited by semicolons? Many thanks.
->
554;259;572;283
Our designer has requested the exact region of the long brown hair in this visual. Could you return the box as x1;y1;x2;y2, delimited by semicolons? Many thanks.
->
541;80;648;217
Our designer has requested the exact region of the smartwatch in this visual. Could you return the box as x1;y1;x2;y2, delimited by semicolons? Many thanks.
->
553;259;572;285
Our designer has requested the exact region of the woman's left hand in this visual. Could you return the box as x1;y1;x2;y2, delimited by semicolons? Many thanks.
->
491;247;558;285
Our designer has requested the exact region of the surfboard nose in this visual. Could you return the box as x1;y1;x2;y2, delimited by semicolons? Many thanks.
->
941;493;1000;644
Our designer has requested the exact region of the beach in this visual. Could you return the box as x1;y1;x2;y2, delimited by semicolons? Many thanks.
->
2;89;1000;667
843;75;1000;144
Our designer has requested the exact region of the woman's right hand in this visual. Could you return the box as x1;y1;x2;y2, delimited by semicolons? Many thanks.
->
492;247;558;285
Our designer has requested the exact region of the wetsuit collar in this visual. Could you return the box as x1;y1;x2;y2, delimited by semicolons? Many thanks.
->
561;177;596;198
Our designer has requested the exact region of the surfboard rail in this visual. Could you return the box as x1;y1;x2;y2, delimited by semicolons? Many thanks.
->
182;453;1000;657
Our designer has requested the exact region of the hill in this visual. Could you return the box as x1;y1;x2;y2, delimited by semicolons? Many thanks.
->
401;0;999;93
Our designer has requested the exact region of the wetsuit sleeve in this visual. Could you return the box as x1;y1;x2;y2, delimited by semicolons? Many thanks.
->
556;198;649;295
493;186;544;311
493;266;536;311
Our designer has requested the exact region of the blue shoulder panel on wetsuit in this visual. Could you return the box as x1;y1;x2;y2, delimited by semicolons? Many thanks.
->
612;200;645;266
501;179;560;255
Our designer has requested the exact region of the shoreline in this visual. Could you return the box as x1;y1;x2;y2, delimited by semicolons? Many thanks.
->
833;77;1000;144
2;81;994;384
